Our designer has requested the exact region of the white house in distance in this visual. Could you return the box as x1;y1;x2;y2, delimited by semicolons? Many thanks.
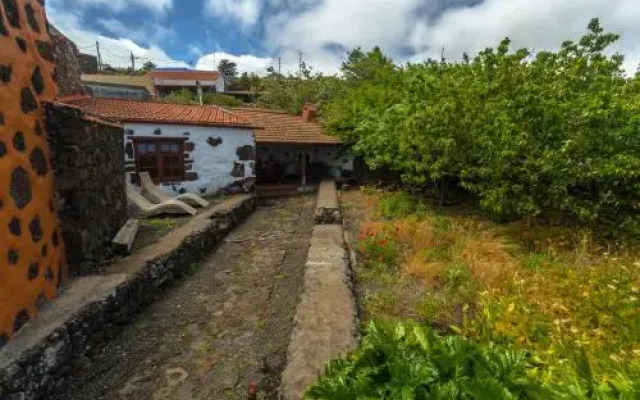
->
66;97;257;196
150;69;225;98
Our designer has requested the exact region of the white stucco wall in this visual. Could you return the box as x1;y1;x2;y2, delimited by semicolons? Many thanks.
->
258;145;354;179
124;122;255;196
152;76;225;92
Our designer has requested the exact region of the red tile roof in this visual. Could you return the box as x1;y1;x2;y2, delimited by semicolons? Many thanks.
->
231;108;341;145
149;70;221;81
67;98;256;129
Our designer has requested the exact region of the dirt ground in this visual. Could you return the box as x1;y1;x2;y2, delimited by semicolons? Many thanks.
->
51;195;316;400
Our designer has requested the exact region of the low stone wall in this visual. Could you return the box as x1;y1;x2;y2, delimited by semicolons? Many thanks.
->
44;101;127;276
0;195;256;400
314;180;341;224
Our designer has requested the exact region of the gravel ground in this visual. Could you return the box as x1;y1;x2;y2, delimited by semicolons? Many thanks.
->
50;195;316;400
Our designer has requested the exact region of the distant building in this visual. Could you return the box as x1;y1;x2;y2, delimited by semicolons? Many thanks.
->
81;74;155;100
150;69;225;98
78;53;98;74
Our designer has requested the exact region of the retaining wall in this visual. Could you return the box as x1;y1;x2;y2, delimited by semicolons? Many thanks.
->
0;195;256;400
44;101;127;276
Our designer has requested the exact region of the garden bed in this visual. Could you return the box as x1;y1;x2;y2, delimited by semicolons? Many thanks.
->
315;188;640;399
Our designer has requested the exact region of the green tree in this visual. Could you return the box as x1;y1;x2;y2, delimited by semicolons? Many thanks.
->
324;20;640;233
258;63;340;114
163;88;242;107
140;61;156;73
217;59;238;77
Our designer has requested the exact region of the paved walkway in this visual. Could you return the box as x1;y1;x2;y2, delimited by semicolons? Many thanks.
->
51;195;317;400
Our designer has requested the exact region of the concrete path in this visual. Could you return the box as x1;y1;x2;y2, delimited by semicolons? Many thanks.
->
48;195;317;400
281;181;358;400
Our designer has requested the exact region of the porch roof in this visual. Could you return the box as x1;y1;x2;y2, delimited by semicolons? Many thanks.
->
230;108;342;145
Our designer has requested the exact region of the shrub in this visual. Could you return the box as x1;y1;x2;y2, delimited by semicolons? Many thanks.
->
306;321;552;400
357;224;398;268
306;321;640;400
378;191;430;219
327;20;640;234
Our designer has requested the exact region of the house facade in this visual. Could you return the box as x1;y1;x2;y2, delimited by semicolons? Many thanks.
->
67;98;257;196
81;74;155;100
232;104;354;186
80;69;226;101
150;69;225;98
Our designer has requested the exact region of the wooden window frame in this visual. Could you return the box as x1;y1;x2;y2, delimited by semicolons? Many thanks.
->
131;136;187;184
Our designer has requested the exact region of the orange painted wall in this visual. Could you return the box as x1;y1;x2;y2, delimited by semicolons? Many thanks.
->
0;0;66;345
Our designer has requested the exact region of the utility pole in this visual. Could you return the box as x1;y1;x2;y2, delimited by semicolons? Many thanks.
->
213;52;216;71
298;51;302;75
278;57;281;75
130;51;136;71
96;41;102;72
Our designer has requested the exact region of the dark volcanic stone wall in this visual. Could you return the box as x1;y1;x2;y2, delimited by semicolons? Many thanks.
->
44;101;127;275
49;25;82;97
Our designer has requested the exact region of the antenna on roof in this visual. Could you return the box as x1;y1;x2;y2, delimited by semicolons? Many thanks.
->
96;41;102;72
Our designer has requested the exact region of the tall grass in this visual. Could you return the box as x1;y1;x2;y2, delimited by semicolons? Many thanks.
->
346;190;640;397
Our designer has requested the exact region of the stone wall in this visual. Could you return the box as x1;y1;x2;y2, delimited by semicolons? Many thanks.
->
49;25;82;98
78;53;98;74
0;195;256;400
0;0;67;346
44;101;127;276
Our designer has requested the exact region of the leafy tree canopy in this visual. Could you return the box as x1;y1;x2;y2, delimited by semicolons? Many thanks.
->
217;59;238;77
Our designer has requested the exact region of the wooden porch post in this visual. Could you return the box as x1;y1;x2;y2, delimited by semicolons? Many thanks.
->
301;151;307;190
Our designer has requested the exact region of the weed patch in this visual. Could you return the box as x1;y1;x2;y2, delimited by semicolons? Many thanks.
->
337;190;640;398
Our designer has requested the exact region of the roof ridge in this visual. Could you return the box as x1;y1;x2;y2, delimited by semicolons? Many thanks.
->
230;107;294;115
67;97;260;129
85;97;235;112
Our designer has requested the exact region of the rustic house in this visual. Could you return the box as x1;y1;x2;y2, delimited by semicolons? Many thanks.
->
232;104;353;186
65;97;258;196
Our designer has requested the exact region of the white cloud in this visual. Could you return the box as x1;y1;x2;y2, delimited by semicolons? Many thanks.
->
267;0;418;53
205;0;261;27
97;17;173;44
47;5;188;69
260;0;640;75
195;52;274;75
188;44;204;58
408;0;640;74
48;0;640;78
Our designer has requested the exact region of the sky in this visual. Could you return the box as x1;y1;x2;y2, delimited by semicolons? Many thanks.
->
47;0;640;76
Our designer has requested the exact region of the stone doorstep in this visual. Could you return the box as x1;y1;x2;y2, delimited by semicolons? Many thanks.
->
0;195;256;400
280;224;358;400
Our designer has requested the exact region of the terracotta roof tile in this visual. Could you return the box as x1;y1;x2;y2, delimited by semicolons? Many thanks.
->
149;70;221;81
231;108;341;145
66;98;256;129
